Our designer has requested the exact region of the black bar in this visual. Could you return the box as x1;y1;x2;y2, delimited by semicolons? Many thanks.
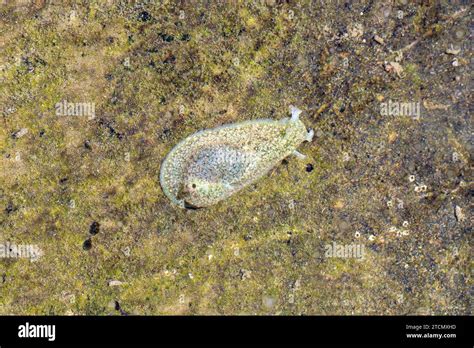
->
0;315;471;346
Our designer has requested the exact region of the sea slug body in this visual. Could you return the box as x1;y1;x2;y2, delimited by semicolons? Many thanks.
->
159;106;314;208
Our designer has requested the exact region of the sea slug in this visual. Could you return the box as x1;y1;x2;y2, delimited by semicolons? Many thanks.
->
160;106;314;208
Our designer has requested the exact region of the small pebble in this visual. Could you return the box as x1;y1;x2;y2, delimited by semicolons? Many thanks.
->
454;205;465;222
12;128;28;139
108;280;124;287
374;35;385;45
122;247;131;257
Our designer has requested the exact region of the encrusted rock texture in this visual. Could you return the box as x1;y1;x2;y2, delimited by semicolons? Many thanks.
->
0;1;471;315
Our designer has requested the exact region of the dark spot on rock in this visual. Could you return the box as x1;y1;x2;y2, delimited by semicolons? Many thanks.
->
306;163;314;172
99;120;124;140
160;128;171;140
138;11;152;22
89;221;100;235
11;130;22;139
146;46;159;54
159;33;174;42
83;238;92;251
5;202;15;214
184;201;202;210
368;244;380;253
163;55;176;64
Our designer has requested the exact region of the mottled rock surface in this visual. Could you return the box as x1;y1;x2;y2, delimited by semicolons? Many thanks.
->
0;1;471;315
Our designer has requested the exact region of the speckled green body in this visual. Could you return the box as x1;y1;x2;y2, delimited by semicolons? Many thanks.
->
160;107;311;208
